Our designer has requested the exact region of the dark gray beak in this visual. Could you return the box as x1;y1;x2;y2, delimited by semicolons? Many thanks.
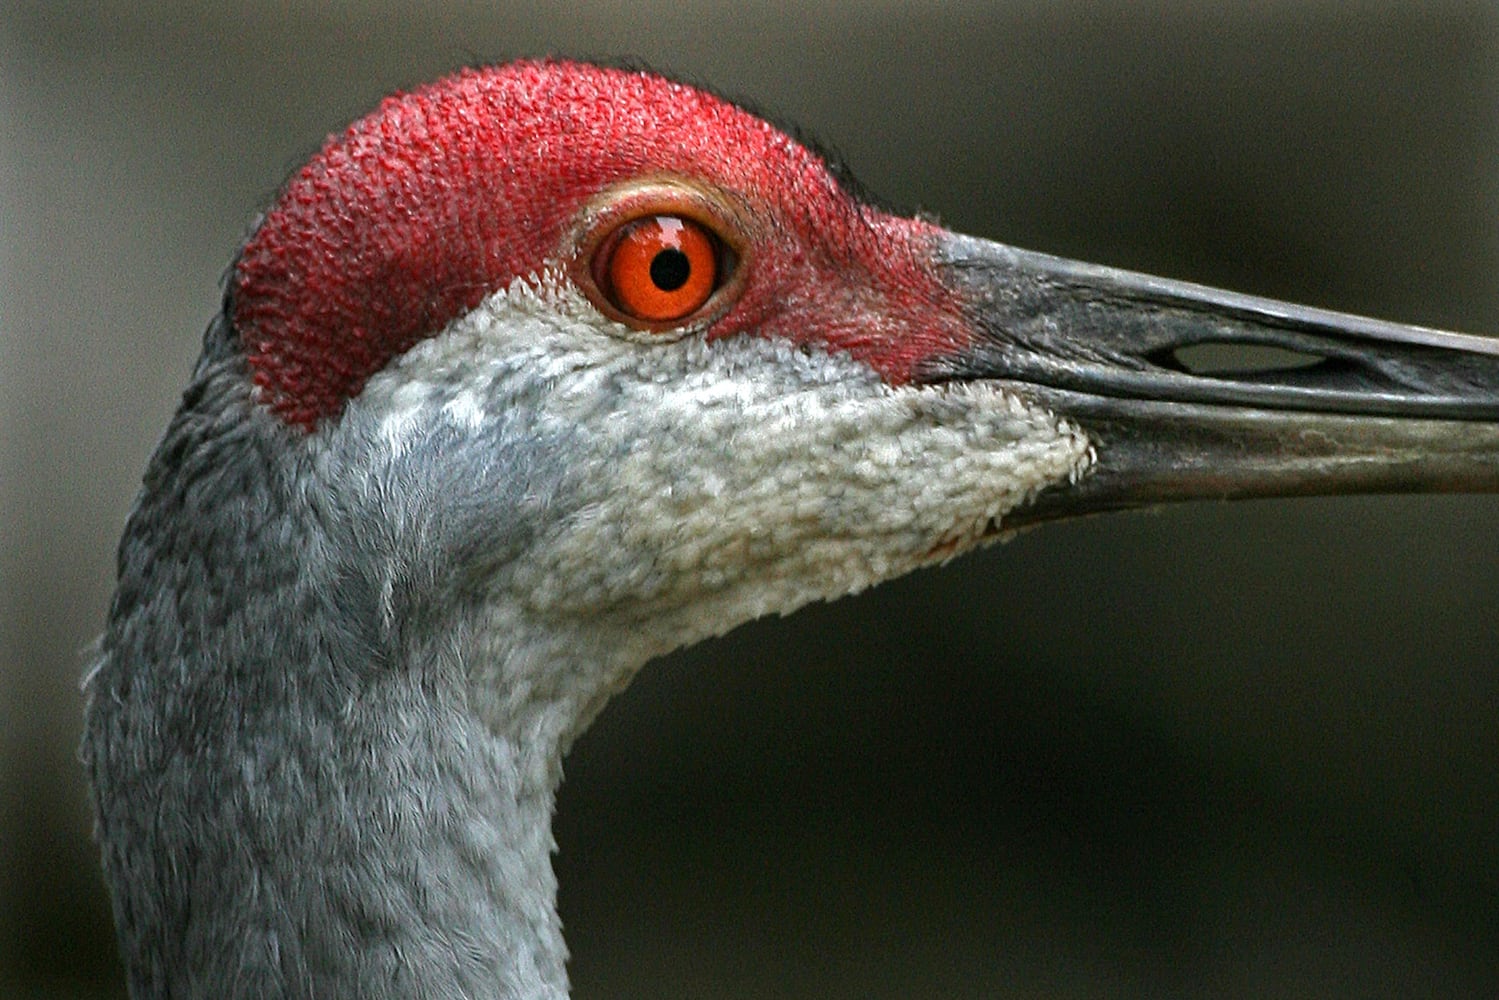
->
930;235;1499;526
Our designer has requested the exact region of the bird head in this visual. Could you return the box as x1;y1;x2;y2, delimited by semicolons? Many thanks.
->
226;61;1095;711
223;61;1499;714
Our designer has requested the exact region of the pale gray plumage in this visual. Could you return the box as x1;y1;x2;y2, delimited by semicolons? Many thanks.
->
85;271;1086;997
82;61;1499;1000
87;310;560;997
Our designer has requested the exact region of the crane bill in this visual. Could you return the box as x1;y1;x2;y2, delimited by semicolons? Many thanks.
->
1001;388;1499;527
926;233;1499;521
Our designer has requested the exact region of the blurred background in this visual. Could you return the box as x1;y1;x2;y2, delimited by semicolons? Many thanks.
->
3;1;1497;997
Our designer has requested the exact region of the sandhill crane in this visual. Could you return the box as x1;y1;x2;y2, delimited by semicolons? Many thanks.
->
82;59;1499;998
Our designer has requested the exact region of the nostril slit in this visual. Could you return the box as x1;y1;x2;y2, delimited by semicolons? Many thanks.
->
1166;342;1327;377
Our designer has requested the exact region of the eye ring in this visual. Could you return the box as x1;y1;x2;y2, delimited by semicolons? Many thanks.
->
572;181;747;336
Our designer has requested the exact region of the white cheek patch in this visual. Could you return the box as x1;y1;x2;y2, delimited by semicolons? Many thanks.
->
364;278;560;453
349;276;1094;670
526;369;1091;656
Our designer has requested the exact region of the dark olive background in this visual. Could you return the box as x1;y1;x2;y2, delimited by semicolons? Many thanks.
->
3;3;1496;997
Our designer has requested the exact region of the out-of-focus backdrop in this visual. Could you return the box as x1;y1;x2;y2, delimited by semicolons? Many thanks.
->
4;2;1497;997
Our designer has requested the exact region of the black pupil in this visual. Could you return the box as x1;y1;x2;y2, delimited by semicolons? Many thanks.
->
650;248;691;292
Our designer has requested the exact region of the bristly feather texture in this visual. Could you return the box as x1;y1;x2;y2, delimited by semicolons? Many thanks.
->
83;60;1092;999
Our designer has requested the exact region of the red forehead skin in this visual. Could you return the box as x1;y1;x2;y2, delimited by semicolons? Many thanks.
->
233;60;971;429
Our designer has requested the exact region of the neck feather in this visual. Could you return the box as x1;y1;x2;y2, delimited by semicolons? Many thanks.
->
83;341;580;998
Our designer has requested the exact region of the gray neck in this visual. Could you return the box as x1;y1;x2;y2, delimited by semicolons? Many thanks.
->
93;675;569;999
83;325;576;999
83;284;1087;997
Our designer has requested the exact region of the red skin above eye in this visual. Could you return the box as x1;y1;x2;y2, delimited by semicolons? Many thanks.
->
232;60;971;430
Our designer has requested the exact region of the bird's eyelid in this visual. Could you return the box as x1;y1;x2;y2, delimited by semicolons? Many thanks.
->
567;177;751;337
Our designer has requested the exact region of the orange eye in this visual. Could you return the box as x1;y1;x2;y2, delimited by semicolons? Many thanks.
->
598;215;720;323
